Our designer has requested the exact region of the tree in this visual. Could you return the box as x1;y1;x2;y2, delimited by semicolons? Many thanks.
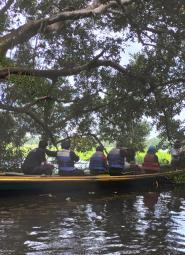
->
0;112;26;170
0;0;185;154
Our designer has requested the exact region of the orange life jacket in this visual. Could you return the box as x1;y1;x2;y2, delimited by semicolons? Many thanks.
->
142;154;160;171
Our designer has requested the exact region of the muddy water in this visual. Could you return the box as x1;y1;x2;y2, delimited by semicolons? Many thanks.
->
0;188;185;255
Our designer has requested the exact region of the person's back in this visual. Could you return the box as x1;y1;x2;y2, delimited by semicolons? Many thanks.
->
57;149;78;172
142;145;160;172
22;147;45;171
108;148;124;168
57;139;82;176
89;146;107;175
22;141;54;175
107;144;125;175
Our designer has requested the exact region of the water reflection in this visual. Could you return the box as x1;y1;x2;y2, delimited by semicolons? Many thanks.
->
0;188;185;254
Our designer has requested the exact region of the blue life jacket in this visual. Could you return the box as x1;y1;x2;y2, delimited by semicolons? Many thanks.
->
89;151;107;172
108;148;124;169
57;150;75;172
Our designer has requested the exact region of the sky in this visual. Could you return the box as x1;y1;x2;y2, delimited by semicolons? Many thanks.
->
121;41;142;65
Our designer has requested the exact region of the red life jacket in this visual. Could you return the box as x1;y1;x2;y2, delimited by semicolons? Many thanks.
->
142;154;160;171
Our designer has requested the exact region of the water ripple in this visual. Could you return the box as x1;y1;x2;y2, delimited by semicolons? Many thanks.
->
0;189;185;254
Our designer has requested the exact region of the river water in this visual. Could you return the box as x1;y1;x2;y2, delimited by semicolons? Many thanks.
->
0;187;185;255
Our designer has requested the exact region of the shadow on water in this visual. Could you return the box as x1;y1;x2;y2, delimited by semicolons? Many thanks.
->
0;185;185;254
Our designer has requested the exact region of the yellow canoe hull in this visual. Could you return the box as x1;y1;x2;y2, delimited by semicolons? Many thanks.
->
0;169;184;193
0;170;184;182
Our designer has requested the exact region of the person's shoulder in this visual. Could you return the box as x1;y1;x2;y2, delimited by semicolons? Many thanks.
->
36;147;46;154
29;147;39;153
36;147;44;151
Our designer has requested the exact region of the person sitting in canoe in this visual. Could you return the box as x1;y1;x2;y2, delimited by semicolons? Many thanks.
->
125;148;136;164
107;142;127;175
56;139;84;176
171;140;185;169
89;145;108;175
21;140;54;175
142;145;160;172
125;148;141;171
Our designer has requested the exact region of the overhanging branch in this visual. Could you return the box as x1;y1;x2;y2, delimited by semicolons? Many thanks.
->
0;98;56;145
0;56;137;81
0;0;133;56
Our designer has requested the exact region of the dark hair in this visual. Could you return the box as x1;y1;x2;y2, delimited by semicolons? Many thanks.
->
116;141;122;148
96;145;104;152
39;140;48;148
61;139;71;149
174;140;181;149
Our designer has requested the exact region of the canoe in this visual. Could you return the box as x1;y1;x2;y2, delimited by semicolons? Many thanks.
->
0;169;184;194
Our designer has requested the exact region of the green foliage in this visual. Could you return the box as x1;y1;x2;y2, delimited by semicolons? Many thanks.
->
71;135;95;153
0;112;26;171
78;150;95;161
0;56;14;68
99;118;151;151
173;174;185;184
147;137;160;147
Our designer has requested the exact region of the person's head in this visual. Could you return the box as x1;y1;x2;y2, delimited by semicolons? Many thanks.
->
147;145;156;154
61;139;71;150
96;145;104;152
38;140;48;149
174;139;181;149
126;148;136;162
116;141;122;149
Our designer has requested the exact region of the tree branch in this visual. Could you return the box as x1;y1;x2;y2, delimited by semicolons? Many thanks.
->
22;96;53;110
85;132;108;155
0;0;131;56
0;99;56;145
0;56;138;81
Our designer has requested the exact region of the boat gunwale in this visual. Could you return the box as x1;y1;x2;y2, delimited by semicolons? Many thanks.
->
0;169;184;183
